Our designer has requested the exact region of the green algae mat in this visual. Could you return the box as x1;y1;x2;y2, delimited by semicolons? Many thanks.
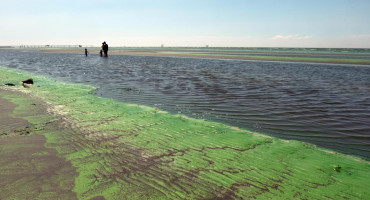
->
1;67;369;200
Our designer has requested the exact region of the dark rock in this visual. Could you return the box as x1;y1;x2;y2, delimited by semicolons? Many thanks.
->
5;83;15;86
22;78;34;84
22;79;34;88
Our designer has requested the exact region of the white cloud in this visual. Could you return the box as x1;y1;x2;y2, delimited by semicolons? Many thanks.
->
272;34;312;40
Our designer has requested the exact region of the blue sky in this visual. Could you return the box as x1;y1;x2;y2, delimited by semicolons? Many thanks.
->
1;0;370;47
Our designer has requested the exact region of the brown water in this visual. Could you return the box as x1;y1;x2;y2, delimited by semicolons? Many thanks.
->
1;49;369;159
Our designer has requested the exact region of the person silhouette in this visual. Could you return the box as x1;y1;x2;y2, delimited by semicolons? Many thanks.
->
102;41;108;57
85;48;89;56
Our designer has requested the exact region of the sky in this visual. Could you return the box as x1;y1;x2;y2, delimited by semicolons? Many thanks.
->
1;0;370;48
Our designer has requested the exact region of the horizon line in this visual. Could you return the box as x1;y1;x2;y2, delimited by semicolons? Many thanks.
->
1;45;370;49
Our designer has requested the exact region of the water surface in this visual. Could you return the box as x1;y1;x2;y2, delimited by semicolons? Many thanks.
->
1;49;369;159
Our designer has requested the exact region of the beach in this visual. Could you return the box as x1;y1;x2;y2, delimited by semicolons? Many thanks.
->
2;0;370;198
0;89;77;199
1;66;370;199
2;49;369;158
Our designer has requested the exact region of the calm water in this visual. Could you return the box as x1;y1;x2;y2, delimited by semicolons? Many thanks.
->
1;49;370;159
115;47;370;54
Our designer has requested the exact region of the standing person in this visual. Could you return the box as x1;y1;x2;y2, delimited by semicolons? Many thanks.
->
85;48;89;56
99;49;103;57
102;41;108;57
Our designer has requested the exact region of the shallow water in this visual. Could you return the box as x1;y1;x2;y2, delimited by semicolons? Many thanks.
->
1;49;369;158
183;51;370;60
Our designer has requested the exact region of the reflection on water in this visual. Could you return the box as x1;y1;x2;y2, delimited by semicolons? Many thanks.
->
1;49;369;159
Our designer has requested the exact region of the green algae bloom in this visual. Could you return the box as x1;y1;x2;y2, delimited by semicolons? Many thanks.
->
1;67;369;200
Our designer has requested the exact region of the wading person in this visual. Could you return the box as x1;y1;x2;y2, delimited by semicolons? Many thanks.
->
85;48;89;56
99;49;103;57
102;41;108;57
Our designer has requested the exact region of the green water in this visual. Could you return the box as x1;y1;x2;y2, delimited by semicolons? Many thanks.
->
1;67;370;200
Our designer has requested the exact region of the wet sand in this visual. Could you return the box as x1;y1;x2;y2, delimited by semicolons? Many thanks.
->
41;48;370;65
0;94;29;134
0;90;78;200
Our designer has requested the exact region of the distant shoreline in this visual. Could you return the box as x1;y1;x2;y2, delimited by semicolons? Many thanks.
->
40;48;370;65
